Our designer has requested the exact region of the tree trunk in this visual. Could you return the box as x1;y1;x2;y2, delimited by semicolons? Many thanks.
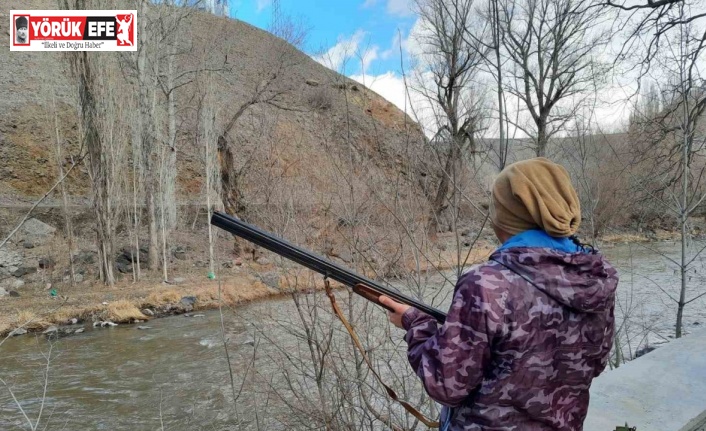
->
75;51;115;285
165;48;178;230
676;113;689;339
491;0;507;170
204;98;217;274
677;210;686;337
138;0;159;270
613;334;622;368
536;118;548;157
53;95;76;286
429;139;460;233
160;144;169;282
131;120;142;281
217;136;245;254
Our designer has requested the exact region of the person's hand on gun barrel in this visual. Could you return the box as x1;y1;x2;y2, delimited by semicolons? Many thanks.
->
379;296;411;329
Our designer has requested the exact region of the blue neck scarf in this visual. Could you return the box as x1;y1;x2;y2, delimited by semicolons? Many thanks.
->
495;229;582;254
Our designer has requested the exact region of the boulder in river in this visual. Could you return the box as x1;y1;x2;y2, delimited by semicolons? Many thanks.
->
10;327;27;336
180;296;197;312
180;296;197;307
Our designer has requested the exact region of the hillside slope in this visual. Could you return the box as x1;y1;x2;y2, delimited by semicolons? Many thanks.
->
0;1;426;206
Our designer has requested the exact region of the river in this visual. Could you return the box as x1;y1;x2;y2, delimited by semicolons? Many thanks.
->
1;241;705;430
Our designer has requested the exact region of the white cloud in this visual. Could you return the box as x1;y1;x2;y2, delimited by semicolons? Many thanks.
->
346;14;635;141
362;0;379;8
403;18;425;59
387;0;414;16
256;0;271;12
350;71;440;135
361;46;379;73
380;32;401;60
314;30;366;72
351;72;409;112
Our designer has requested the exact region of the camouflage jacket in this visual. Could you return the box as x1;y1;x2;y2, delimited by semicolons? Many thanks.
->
402;247;618;430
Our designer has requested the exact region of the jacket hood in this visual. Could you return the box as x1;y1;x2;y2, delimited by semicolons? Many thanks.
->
490;247;618;313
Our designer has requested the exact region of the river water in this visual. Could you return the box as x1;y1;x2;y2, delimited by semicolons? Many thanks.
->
1;241;705;430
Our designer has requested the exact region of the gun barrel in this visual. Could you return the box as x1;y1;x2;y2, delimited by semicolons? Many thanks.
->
210;211;447;323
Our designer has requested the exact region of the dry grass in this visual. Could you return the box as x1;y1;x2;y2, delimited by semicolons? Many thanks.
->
602;233;651;243
185;279;278;308
143;289;182;307
104;300;147;323
0;272;297;337
415;244;494;273
11;310;51;331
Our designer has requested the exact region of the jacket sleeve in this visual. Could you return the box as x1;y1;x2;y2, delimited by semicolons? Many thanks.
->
401;270;505;407
596;303;616;375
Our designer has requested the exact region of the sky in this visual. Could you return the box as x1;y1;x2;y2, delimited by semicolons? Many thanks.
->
228;0;420;118
226;0;638;138
229;0;415;75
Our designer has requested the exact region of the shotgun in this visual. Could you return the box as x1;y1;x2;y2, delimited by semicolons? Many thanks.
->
210;211;447;323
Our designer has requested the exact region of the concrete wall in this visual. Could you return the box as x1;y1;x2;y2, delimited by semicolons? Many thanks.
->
585;327;706;431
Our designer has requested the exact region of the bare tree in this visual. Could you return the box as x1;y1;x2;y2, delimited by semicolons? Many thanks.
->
62;17;131;286
617;1;706;338
135;0;160;271
605;0;706;77
269;0;309;49
654;11;706;339
497;0;610;156
488;0;511;170
51;93;77;286
198;75;221;276
412;0;489;233
68;50;114;283
150;1;208;236
215;5;307;254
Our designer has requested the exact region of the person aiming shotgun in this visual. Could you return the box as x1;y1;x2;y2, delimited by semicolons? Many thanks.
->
380;158;618;430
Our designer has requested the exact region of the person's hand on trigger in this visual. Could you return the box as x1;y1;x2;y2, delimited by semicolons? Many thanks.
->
379;296;411;329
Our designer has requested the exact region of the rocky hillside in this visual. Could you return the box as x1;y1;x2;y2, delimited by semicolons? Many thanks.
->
0;1;437;293
0;1;431;212
0;1;425;203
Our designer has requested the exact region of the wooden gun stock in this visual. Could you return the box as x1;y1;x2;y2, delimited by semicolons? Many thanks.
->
353;283;395;313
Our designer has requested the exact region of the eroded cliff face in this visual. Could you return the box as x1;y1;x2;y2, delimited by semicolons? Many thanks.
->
0;2;437;292
0;2;426;206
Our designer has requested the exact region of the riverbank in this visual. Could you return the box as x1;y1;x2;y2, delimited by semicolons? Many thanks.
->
2;228;695;339
0;244;495;338
0;272;286;338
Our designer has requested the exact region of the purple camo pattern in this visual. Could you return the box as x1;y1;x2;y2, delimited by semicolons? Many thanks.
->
402;247;618;430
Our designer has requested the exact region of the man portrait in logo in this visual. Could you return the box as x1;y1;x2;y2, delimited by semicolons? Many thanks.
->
15;16;29;45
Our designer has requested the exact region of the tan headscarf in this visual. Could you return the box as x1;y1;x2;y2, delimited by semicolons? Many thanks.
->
490;157;581;238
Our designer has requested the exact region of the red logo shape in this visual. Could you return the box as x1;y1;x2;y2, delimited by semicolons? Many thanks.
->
115;13;134;46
